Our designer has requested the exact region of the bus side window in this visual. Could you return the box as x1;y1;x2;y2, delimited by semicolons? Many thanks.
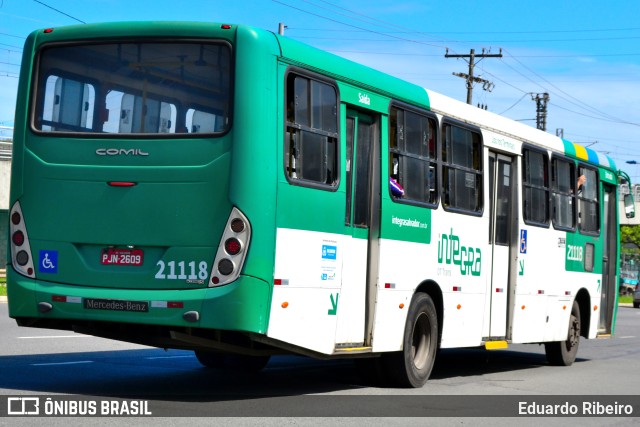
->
522;148;550;226
577;166;599;234
551;157;576;230
284;73;338;187
388;105;437;205
41;75;95;132
442;122;482;213
187;109;218;133
118;94;176;134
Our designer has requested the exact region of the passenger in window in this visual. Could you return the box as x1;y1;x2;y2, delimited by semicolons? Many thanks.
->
389;156;404;197
577;175;586;195
390;176;405;198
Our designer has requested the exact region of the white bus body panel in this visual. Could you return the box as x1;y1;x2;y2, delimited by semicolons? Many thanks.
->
268;228;345;354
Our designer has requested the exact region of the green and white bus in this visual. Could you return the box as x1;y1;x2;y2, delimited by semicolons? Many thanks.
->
7;22;633;387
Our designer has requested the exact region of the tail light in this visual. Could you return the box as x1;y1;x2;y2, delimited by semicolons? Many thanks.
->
9;201;36;278
209;207;251;287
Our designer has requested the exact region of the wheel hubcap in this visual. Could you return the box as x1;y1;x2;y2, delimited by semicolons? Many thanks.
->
411;313;431;370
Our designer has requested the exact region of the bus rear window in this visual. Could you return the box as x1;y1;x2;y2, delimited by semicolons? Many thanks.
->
34;41;231;135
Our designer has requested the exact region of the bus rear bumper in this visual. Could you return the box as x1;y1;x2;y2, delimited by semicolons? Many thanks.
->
6;267;270;334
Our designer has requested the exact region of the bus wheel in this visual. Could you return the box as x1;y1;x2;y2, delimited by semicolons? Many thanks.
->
384;293;438;388
545;300;581;366
194;350;226;368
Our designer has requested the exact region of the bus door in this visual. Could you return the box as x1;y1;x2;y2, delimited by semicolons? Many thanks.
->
335;109;381;348
485;151;518;339
599;183;617;334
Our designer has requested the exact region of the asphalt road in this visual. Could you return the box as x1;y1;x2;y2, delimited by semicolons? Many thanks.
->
0;302;639;425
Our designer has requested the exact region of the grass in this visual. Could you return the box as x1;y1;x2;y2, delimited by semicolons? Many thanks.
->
619;295;633;304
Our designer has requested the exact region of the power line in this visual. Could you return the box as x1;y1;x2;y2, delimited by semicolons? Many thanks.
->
0;32;26;40
0;42;23;50
0;60;20;67
32;0;85;24
311;45;640;58
272;0;447;49
288;26;640;35
498;92;530;115
502;48;640;126
302;0;460;46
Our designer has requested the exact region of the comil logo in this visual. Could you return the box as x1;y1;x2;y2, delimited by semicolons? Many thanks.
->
7;397;40;415
96;148;149;156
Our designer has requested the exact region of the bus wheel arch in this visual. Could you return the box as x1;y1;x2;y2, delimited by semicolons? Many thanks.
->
574;288;591;339
383;283;441;388
544;299;581;366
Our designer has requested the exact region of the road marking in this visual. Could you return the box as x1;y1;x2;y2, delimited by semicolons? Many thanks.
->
31;361;94;366
17;335;89;339
617;336;636;339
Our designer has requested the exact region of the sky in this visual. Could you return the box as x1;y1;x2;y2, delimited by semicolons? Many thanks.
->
1;0;640;179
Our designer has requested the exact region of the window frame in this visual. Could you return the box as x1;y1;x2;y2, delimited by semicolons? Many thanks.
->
283;67;340;191
441;118;484;216
521;145;551;228
550;154;577;232
387;102;439;208
31;39;234;138
576;163;600;236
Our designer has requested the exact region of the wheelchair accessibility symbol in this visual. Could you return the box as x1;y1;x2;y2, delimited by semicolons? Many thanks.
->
39;250;58;274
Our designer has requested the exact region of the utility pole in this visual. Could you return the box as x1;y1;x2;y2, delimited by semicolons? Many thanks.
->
278;23;287;36
445;48;502;105
531;93;549;131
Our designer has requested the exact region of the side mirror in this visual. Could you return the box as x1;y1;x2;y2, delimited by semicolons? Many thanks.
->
624;194;635;219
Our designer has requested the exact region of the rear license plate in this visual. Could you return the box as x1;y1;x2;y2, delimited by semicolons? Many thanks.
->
84;298;149;313
100;248;144;266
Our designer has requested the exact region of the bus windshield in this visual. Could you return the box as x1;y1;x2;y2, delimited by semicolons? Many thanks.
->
33;41;231;135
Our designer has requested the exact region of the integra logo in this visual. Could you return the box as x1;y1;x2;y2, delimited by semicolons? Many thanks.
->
96;148;149;156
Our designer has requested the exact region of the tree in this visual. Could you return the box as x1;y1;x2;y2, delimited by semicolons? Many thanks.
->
621;225;640;255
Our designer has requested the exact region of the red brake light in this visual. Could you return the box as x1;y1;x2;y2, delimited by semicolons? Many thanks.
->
12;231;24;246
108;181;137;187
225;238;241;255
11;212;21;225
230;218;245;233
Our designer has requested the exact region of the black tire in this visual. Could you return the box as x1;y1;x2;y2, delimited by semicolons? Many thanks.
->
545;300;580;366
383;293;438;388
194;350;226;368
633;302;639;309
194;351;271;373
